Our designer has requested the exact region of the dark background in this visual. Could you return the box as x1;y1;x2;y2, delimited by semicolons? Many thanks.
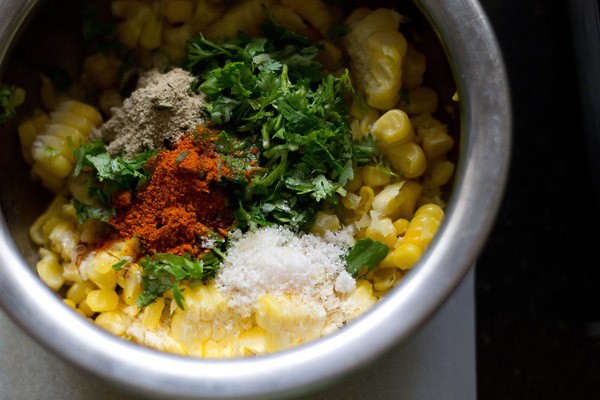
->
475;0;600;398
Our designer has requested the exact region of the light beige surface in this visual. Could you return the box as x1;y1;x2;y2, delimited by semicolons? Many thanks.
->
0;270;475;400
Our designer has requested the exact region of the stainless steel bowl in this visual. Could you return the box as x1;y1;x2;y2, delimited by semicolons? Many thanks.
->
0;0;511;399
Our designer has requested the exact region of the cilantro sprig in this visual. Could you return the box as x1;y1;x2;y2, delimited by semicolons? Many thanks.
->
136;250;223;309
70;139;155;222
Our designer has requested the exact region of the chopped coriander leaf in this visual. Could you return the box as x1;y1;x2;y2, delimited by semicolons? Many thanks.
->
110;259;129;271
184;26;357;231
352;134;381;165
70;139;155;221
71;198;114;223
175;150;190;164
345;238;389;277
0;87;17;125
137;251;222;309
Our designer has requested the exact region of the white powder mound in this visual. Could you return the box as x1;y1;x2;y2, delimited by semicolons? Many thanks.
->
215;225;356;318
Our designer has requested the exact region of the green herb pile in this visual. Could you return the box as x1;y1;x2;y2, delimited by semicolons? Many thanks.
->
183;16;364;231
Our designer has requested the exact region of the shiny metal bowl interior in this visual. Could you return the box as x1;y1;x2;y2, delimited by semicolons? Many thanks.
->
0;0;511;399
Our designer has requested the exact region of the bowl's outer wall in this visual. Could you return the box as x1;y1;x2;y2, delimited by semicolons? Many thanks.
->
0;0;511;399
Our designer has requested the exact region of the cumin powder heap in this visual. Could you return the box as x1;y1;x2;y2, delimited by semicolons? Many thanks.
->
110;130;235;257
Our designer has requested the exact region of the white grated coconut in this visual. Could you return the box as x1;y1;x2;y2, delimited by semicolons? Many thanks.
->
215;225;356;318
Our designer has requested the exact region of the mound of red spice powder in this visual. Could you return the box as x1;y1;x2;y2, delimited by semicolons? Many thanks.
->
109;128;235;257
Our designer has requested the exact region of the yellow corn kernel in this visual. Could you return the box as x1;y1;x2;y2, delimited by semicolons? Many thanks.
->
122;264;142;306
401;87;439;116
341;191;361;212
111;0;133;18
34;151;72;179
67;281;97;305
36;248;65;291
191;0;224;29
161;22;195;50
280;0;332;37
371;267;402;291
354;108;380;141
361;165;391;187
371;109;414;147
82;253;118;290
118;18;144;49
392;218;409;235
83;53;120;89
171;313;200;343
431;160;455;186
365;212;397;248
63;298;77;309
236;326;268;356
344;165;363;192
387;142;427;178
343;279;377;320
416;203;445;221
376;250;396;269
31;111;50;131
421;126;454;159
402;204;444;250
67;173;94;206
78;299;96;317
268;4;308;36
142;297;165;329
349;100;380;121
205;0;270;39
43;123;84;155
19;121;39;164
356;186;375;215
197;283;228;321
412;112;445;132
39;74;58;111
31;163;66;193
255;293;326;335
139;2;162;49
316;40;344;72
346;8;402;42
29;195;68;245
371;181;405;216
32;133;72;169
391;242;422;270
202;340;224;358
95;311;127;335
363;31;407;110
57;100;102;127
388;180;422;220
79;218;108;244
19;112;49;162
47;220;79;263
164;0;194;24
9;86;25;107
402;45;426;89
87;289;120;312
310;211;340;235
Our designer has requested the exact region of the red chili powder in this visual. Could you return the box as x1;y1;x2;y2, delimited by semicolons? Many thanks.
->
109;128;235;257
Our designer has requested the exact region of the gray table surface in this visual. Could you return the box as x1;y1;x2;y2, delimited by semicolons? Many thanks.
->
0;269;475;400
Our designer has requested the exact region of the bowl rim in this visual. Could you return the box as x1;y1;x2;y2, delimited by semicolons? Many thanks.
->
0;0;512;398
